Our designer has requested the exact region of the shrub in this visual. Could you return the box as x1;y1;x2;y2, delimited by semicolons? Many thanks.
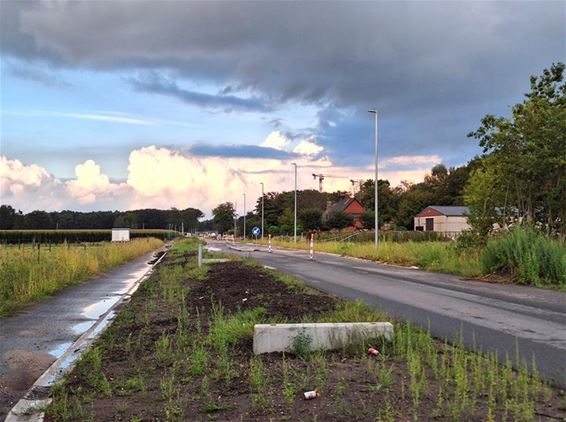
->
480;227;566;286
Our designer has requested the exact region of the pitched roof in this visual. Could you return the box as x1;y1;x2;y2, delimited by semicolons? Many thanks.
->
323;197;363;218
427;206;469;216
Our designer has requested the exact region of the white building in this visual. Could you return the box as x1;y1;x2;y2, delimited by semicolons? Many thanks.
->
112;228;130;242
414;206;470;234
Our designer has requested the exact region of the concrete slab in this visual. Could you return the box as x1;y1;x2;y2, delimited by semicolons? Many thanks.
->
253;322;394;354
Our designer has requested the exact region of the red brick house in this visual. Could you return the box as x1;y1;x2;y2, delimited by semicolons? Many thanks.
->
322;196;365;229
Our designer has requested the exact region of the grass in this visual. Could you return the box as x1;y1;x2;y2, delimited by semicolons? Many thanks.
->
0;237;163;316
44;242;564;421
254;237;482;277
480;226;566;286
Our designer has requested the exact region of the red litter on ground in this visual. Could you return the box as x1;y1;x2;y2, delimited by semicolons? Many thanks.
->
368;347;380;356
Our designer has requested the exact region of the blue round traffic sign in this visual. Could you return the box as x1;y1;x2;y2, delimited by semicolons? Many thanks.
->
251;226;261;236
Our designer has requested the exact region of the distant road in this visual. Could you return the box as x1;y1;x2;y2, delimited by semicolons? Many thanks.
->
209;240;566;386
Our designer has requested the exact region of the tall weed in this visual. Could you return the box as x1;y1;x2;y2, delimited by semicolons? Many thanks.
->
480;227;565;286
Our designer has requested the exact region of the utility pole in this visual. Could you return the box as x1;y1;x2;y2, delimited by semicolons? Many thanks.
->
368;110;379;247
243;193;246;240
260;182;265;239
292;163;298;243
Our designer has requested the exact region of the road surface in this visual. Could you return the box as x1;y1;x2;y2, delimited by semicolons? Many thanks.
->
210;240;566;386
0;250;161;420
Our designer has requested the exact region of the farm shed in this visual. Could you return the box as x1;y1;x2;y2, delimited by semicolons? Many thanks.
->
414;206;470;234
111;228;130;242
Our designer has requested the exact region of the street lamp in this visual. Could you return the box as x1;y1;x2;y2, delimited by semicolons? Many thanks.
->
243;193;246;240
292;162;298;243
260;182;265;239
368;110;379;247
233;201;237;242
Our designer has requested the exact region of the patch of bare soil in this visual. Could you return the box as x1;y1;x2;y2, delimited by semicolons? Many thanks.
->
44;250;566;422
186;261;336;319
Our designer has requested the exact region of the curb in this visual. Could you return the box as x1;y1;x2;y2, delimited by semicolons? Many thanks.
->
5;248;169;422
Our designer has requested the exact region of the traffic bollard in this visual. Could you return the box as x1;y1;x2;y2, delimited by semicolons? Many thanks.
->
268;234;272;253
309;236;314;260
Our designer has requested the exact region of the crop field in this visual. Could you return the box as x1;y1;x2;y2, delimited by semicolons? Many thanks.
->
0;238;163;316
44;240;565;421
0;229;179;244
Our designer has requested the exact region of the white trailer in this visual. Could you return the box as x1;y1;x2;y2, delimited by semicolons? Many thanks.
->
111;228;130;242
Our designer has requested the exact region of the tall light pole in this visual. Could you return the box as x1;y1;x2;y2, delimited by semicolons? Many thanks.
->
368;110;379;247
242;193;246;239
233;201;237;240
260;182;265;239
292;162;298;243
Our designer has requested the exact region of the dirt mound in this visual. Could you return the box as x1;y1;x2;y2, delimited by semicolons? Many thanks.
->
185;261;336;320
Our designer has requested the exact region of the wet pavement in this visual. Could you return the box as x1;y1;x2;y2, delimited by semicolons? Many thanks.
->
0;251;158;419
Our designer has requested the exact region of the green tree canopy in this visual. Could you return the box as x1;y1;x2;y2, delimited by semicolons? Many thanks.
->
326;211;354;230
467;62;566;236
212;202;235;233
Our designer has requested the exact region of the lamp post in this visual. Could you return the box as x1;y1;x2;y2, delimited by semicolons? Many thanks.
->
243;193;246;240
233;201;237;241
260;182;265;239
368;110;379;247
292;163;297;243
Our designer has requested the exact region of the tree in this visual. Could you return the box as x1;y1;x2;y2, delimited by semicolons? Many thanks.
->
299;208;323;231
467;62;566;236
0;205;22;229
360;210;375;229
326;211;354;230
212;202;235;233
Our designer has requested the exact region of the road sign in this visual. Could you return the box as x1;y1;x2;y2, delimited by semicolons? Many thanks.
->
251;226;261;237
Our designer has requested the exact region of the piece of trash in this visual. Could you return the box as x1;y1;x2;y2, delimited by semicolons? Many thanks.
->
368;347;380;356
242;298;248;302
303;390;318;400
198;296;204;300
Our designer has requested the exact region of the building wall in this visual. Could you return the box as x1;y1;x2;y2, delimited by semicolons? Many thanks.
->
413;215;470;233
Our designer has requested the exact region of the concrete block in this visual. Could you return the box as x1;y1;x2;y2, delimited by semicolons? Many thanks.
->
253;322;394;355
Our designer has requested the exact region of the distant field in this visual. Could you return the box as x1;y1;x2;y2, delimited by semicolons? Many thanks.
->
0;238;163;316
0;229;179;244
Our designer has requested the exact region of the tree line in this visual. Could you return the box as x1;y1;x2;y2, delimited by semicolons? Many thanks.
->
0;206;204;231
211;161;476;235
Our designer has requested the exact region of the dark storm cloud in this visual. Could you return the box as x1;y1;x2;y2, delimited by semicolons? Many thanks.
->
189;144;297;160
2;0;564;164
130;72;270;112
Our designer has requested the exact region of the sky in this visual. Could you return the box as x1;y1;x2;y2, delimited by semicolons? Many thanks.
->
1;0;564;216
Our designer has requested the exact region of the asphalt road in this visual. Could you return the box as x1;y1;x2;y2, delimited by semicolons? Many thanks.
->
210;240;566;386
0;250;159;420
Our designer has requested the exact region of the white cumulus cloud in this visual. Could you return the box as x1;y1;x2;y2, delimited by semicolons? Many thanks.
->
293;137;324;157
259;131;291;150
1;149;442;215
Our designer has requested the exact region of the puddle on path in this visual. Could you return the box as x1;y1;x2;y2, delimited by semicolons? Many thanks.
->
82;297;116;319
72;321;95;335
48;342;72;359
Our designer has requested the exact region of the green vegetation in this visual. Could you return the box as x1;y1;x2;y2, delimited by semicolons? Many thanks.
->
256;237;482;277
0;229;178;244
466;62;565;240
44;246;564;421
0;238;163;316
480;227;566;286
0;204;204;232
